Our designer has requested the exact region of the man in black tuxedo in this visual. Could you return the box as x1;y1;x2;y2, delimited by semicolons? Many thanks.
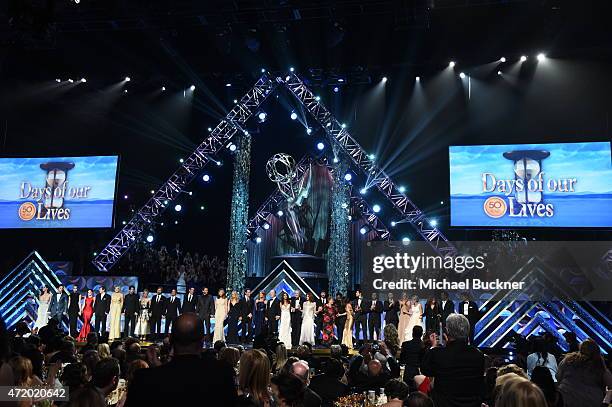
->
182;287;197;313
165;288;181;334
125;313;237;406
122;286;139;337
367;293;383;341
439;291;455;330
458;292;479;345
266;289;281;336
309;358;349;406
421;314;484;407
290;290;303;346
150;287;167;339
49;284;69;327
240;289;254;343
353;290;368;344
196;287;214;342
334;293;346;344
67;285;81;337
94;286;111;337
399;325;425;387
384;292;399;329
314;291;327;344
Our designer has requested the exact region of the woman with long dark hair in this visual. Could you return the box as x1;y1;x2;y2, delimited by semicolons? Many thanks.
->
278;292;293;348
253;291;268;337
424;297;440;334
227;290;242;344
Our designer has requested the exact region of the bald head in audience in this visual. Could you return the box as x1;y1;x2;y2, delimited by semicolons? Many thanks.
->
368;360;383;377
291;360;310;385
170;313;204;355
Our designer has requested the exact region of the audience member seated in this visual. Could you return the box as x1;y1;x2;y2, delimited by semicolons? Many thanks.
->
97;343;111;359
383;324;400;357
290;360;323;407
421;314;484;407
483;367;498;406
92;358;121;401
271;371;307;407
125;313;237;405
82;350;100;381
405;391;435;407
556;338;612;407
219;346;240;376
348;356;392;393
380;379;409;407
399;325;425;387
273;343;289;374
116;359;149;407
237;349;274;407
309;358;349;406
60;362;89;395
497;363;528;380
80;333;98;354
50;339;78;364
527;338;558;380
67;385;107;407
530;366;563;407
494;375;547;407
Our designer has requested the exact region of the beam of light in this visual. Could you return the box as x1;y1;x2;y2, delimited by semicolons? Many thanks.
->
537;53;546;62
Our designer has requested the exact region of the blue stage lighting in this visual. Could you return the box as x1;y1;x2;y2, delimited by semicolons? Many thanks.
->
202;174;210;182
174;204;182;212
258;111;267;122
277;210;284;217
289;67;295;72
306;127;312;135
290;111;298;120
398;186;406;193
333;157;339;163
190;85;195;91
368;154;375;160
229;144;237;152
344;173;352;181
255;236;262;243
316;142;325;151
372;204;381;213
402;237;410;243
459;72;466;79
430;219;438;227
391;221;396;227
146;235;154;243
263;222;270;230
360;188;367;195
333;86;339;93
360;227;368;235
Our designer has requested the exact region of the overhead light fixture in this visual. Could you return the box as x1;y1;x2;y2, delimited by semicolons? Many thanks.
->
537;53;546;61
459;72;466;79
520;55;527;62
290;111;298;120
449;61;456;68
190;85;195;91
500;57;506;63
125;76;131;82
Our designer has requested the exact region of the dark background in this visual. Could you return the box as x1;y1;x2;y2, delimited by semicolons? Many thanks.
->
0;0;611;275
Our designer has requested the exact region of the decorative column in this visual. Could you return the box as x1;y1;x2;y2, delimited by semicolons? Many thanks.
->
327;158;351;296
226;133;251;293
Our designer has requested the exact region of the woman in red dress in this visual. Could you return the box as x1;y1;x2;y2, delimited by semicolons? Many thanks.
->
321;297;337;346
78;289;95;341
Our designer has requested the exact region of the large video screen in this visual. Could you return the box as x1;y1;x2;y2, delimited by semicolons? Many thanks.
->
449;142;612;228
0;156;119;229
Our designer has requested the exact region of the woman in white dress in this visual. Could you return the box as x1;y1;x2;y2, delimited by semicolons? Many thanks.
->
278;292;292;348
404;295;424;342
213;289;228;343
134;289;151;341
33;286;51;332
299;293;316;345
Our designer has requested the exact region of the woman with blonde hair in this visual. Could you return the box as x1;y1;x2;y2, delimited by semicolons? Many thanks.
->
97;343;111;359
495;376;547;407
397;292;410;344
227;291;242;344
273;343;288;374
237;349;273;407
9;356;43;407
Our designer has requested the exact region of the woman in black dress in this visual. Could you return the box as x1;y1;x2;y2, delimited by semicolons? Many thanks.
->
226;290;242;344
424;297;441;334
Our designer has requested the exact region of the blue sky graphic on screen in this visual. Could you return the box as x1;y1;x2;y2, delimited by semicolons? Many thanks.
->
449;142;612;227
0;156;118;228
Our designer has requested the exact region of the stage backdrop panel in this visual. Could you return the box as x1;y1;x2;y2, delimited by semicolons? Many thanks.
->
0;155;119;229
60;276;138;294
449;141;612;227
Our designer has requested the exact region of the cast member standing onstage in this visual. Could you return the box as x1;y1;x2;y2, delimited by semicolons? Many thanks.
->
424;297;441;334
290;290;303;347
78;289;95;341
134;289;151;341
278;292;293;348
240;289;254;343
404;295;423;342
252;291;267;338
49;284;69;325
314;291;327;344
266;289;281;336
458;292;479;345
299;293;316;345
384;292;399;329
439;291;455;330
334;294;346;344
94;286;110;337
226;290;242;344
182;287;198;313
108;286;124;341
150;287;167;339
213;289;228;343
68;285;81;337
353;290;368;344
321;297;337;346
33;286;51;333
397;293;411;344
164;288;181;334
368;293;383;341
341;300;355;349
197;287;214;343
123;285;139;338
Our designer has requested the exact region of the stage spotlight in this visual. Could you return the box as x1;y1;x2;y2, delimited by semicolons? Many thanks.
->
125;76;131;82
440;200;444;205
415;76;420;82
124;90;128;94
402;237;410;243
537;53;546;61
459;72;466;79
200;206;205;210
497;71;502;76
382;76;388;82
150;190;155;194
81;78;86;83
261;68;266;73
290;111;298;120
55;79;61;82
93;252;98;256
341;123;346;128
68;79;74;83
174;204;182;212
229;143;237;152
175;220;179;225
430;219;438;227
255;236;262;243
315;96;321;101
368;154;375;160
258;111;267;122
391;221;396;227
277;210;284;217
146;235;154;243
333;86;339;93
449;61;456;68
289;67;295;72
372;204;381;213
162;86;166;91
263;222;270;230
164;200;169;205
344;173;352;181
202;174;210;182
500;57;506;63
225;83;232;87
122;221;127;225
208;127;213;132
398;186;406;193
333;157;339;163
359;226;368;235
341;202;349;209
179;158;184;163
216;160;223;166
190;85;195;91
359;188;367;195
338;78;344;82
306;127;312;135
520;55;527;62
233;99;238;104
316;142;325;151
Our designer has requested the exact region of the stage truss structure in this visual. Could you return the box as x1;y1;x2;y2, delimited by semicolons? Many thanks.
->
94;72;454;272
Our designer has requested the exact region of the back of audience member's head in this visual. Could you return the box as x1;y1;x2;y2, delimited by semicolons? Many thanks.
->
445;314;470;341
367;359;382;377
124;337;139;350
14;321;30;337
86;332;98;346
20;344;44;378
60;362;88;390
110;340;123;352
213;340;227;353
82;350;100;379
0;318;9;363
92;358;120;394
271;372;306;407
384;379;409;401
495;376;547;407
171;313;204;354
67;385;106;407
9;356;34;386
323;357;345;380
340;343;349;356
219;346;240;370
530;366;558;404
127;342;141;356
126;359;149;383
405;391;434;407
281;357;300;375
330;344;342;358
564;338;605;371
484;366;498;396
296;345;309;360
290;360;310;385
238;349;271;405
384;324;400;351
497;363;528;379
25;334;41;348
97;343;110;359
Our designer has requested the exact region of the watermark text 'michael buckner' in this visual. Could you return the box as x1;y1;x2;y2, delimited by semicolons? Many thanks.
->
372;278;526;291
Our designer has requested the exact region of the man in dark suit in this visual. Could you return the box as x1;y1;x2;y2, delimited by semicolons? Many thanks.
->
309;358;349;407
290;361;323;407
240;288;254;343
164;288;181;334
67;285;81;337
94;286;111;337
458;292;479;345
384;292;399;329
290;290;303;346
125;313;237;406
314;291;327;344
267;289;281;336
399;325;426;387
367;293;383;341
439;291;455;330
122;286;139;337
353;290;368;344
196;287;214;343
421;314;484;407
150;287;167;338
182;287;197;313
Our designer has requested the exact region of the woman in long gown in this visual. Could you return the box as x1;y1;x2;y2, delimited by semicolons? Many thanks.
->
253;291;267;337
108;286;124;341
134;289;151;341
78;289;95;341
299;293;316;345
226;291;242;344
404;295;424;342
341;301;354;349
397;293;411;344
33;286;51;333
321;297;337;346
213;289;228;343
278;292;292;348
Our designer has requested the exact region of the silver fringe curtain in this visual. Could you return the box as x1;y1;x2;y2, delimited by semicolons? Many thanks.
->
327;158;351;296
